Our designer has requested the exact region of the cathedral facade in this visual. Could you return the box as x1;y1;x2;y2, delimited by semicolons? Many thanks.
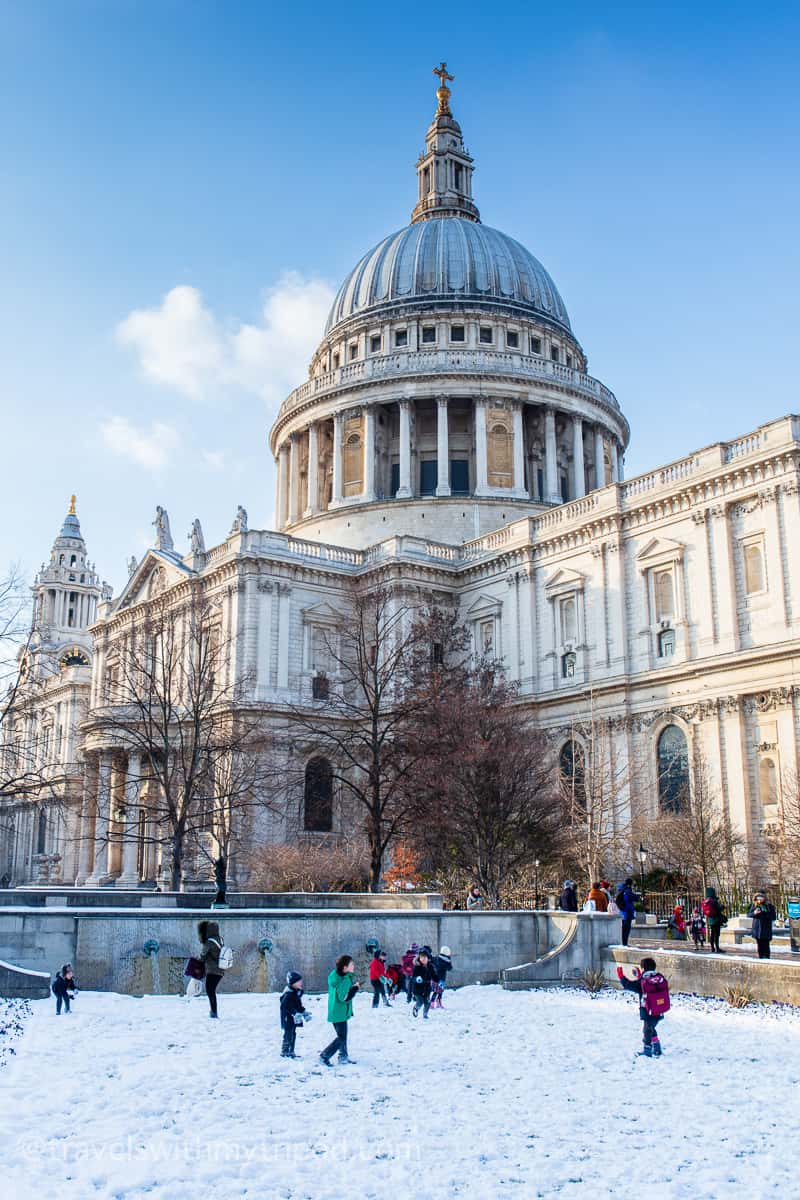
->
3;75;799;888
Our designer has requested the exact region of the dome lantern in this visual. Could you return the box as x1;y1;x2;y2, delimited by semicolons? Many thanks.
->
411;62;480;225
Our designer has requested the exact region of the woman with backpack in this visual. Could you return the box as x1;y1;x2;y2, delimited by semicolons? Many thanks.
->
702;887;727;953
198;919;229;1018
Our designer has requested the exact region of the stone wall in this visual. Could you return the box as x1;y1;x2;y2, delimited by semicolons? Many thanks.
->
0;906;542;995
603;945;800;1006
0;959;51;1000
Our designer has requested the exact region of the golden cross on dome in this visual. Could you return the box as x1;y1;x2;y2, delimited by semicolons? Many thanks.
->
433;61;454;88
433;61;454;114
68;494;77;515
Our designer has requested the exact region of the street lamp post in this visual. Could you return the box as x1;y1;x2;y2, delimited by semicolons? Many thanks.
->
638;843;648;914
534;858;540;910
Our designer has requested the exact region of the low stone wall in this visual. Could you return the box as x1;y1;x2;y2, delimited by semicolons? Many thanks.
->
0;959;51;1000
603;945;800;1006
0;889;443;911
0;906;542;995
501;913;621;988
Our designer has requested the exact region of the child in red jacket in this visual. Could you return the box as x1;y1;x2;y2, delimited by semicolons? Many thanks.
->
369;950;392;1008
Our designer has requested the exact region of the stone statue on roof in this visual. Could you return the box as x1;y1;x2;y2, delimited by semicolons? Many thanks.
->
189;518;206;555
230;505;248;535
153;506;174;552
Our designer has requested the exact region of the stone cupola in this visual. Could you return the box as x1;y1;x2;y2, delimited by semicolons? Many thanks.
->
411;63;480;225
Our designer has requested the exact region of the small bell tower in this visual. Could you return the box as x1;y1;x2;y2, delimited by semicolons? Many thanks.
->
411;62;480;225
32;497;102;661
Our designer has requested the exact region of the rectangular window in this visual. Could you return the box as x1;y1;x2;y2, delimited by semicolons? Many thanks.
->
312;674;330;701
349;343;358;360
421;326;436;344
506;330;519;348
332;353;339;370
454;163;463;190
395;329;408;348
531;336;542;355
479;326;493;344
478;618;494;654
369;335;382;354
654;569;675;620
450;459;469;495
743;539;766;595
390;462;400;496
551;346;560;362
420;459;437;496
658;629;676;658
450;325;465;342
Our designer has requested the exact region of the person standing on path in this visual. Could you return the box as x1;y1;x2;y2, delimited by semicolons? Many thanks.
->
466;885;485;911
197;919;225;1018
616;879;638;946
702;887;726;953
586;882;609;912
748;892;778;959
320;954;359;1066
558;880;578;912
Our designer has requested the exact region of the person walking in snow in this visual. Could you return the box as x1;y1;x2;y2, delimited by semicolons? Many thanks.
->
615;879;638;946
702;887;727;953
401;942;418;1003
410;946;435;1019
197;919;226;1018
748;891;778;959
616;956;670;1058
430;945;453;1008
52;964;76;1015
369;949;392;1008
558;880;578;912
280;970;310;1058
320;954;359;1066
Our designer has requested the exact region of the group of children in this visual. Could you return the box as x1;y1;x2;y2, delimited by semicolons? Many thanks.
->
278;942;454;1058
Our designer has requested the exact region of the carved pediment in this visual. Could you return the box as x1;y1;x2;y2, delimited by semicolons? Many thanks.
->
635;537;685;569
117;550;193;609
544;567;585;596
465;593;502;617
301;601;342;626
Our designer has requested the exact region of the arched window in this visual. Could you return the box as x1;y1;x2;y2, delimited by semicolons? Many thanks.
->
559;740;586;811
304;757;333;832
657;725;689;813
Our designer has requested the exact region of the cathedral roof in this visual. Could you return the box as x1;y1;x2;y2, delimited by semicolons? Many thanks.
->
324;217;572;337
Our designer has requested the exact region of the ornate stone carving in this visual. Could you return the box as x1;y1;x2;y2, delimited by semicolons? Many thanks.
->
153;506;173;551
256;580;274;593
230;505;248;535
189;519;206;555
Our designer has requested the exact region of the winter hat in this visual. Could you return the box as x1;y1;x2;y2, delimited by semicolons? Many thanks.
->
439;946;451;957
563;880;575;889
410;942;420;953
285;970;303;987
420;944;433;956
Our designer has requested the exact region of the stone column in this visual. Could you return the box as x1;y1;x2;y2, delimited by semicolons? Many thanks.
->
332;412;343;504
117;752;142;887
276;445;289;529
86;750;113;885
544;408;560;503
594;426;606;490
474;398;489;494
74;755;98;886
306;422;319;515
397;400;413;498
572;416;585;499
610;440;620;483
436;396;451;496
287;434;300;525
363;405;377;501
512;403;527;496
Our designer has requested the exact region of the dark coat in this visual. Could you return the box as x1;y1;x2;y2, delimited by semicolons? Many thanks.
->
748;902;777;941
411;957;435;998
52;971;75;997
198;920;224;977
620;971;659;1022
558;886;578;912
279;986;307;1029
432;953;452;982
702;897;725;928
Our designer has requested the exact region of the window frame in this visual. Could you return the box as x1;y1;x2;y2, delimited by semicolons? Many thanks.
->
449;324;465;343
741;533;767;599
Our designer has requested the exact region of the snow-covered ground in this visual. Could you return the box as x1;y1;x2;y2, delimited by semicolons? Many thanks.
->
2;984;799;1199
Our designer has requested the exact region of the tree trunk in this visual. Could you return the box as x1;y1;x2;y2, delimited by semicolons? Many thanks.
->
170;835;183;893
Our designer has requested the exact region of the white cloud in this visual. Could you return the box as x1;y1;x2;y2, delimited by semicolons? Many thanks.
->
201;449;226;471
100;416;180;471
116;272;335;413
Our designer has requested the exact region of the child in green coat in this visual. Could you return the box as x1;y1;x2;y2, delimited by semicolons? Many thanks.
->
320;954;359;1066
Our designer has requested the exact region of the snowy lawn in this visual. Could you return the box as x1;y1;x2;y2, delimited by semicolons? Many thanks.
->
2;983;799;1199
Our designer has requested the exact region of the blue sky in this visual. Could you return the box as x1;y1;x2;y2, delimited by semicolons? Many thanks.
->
3;1;799;594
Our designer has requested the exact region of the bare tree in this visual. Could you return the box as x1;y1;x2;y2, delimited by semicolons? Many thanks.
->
557;709;635;888
286;587;465;892
407;659;562;907
763;770;800;896
92;587;275;890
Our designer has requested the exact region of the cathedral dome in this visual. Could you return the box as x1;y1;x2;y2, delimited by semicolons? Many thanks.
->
324;218;572;338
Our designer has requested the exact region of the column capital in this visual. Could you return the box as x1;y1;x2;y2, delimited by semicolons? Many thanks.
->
436;394;449;408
